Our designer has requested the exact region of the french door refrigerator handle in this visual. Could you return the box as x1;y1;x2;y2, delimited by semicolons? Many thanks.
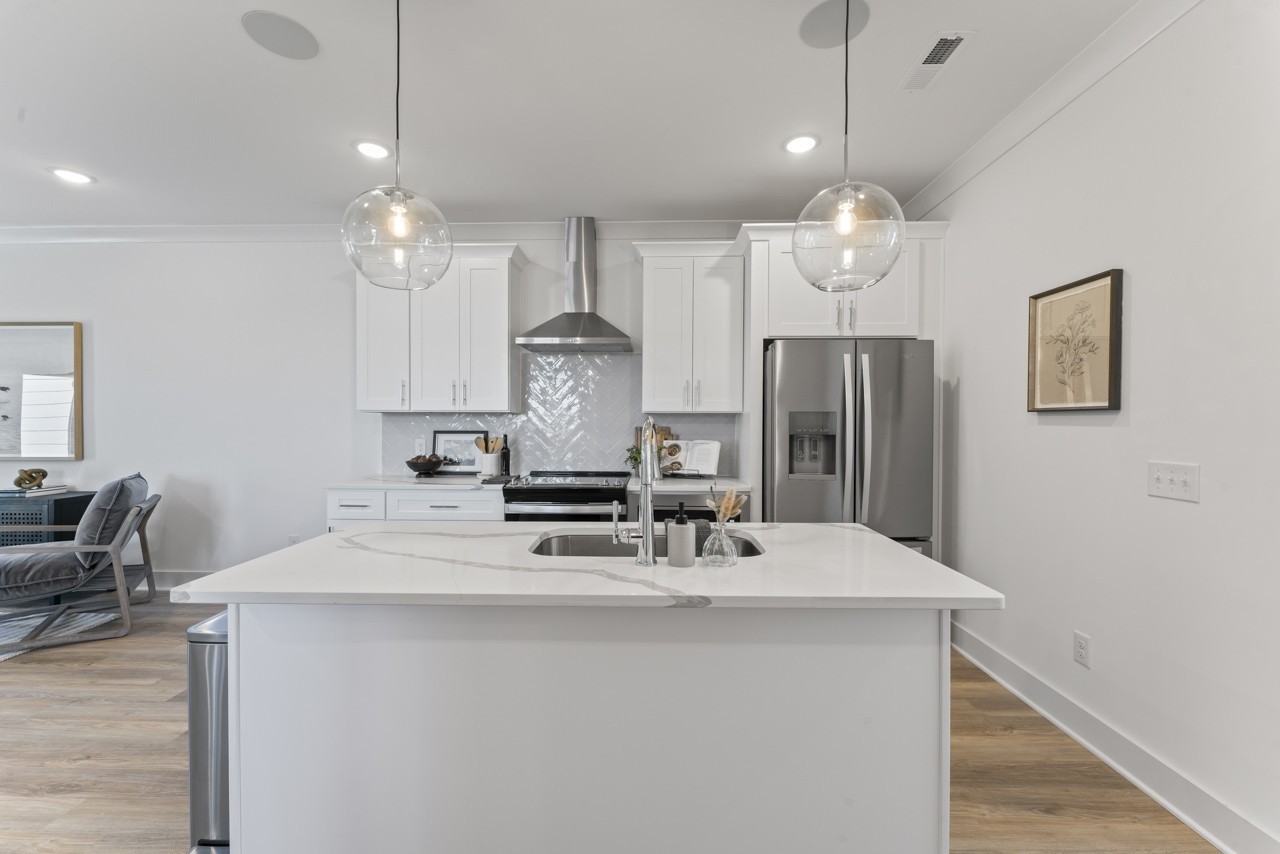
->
860;352;872;525
842;352;855;523
764;347;776;521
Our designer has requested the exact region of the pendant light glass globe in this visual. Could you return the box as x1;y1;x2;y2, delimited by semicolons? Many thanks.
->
341;185;452;290
792;180;904;292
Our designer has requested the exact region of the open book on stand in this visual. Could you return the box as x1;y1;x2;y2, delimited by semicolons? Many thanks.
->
664;440;720;476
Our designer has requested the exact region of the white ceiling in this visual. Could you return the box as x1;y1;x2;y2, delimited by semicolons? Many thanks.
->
0;0;1141;227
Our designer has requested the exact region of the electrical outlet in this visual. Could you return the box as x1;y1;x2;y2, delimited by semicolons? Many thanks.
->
1147;461;1200;502
414;437;427;457
288;535;301;546
1073;631;1091;669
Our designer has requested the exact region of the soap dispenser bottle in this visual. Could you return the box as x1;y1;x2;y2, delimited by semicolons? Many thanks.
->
667;501;696;568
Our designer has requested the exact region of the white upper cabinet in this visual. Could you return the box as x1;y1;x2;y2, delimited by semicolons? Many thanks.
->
408;263;461;410
356;282;411;411
635;243;744;413
765;237;921;338
358;244;525;412
766;241;840;337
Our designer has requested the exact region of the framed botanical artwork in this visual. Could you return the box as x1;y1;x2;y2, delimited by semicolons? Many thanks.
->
1028;270;1122;412
0;322;84;460
432;429;489;474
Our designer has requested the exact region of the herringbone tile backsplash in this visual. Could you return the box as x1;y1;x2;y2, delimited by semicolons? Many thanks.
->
382;354;740;475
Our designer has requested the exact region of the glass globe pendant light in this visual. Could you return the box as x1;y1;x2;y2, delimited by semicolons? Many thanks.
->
340;0;452;290
792;0;904;292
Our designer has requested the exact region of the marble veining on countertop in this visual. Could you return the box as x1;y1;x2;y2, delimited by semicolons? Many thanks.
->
171;522;1003;611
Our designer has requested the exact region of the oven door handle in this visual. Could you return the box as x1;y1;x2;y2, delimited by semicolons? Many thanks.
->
504;502;621;515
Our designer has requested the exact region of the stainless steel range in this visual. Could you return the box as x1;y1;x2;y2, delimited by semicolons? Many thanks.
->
503;470;630;522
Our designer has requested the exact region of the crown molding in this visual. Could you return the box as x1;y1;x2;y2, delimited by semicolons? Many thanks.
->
0;219;746;246
903;0;1204;220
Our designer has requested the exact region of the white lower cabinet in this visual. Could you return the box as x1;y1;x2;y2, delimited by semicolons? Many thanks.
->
635;242;744;413
326;488;504;532
385;490;504;522
766;238;921;338
356;244;526;412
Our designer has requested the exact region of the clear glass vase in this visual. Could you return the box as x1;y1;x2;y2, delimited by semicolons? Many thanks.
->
701;521;738;568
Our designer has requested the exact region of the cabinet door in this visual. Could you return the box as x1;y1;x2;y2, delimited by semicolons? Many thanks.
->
691;256;744;412
767;241;840;337
459;258;512;412
850;241;920;337
641;258;694;412
356;277;410;411
409;263;462;411
385;489;504;521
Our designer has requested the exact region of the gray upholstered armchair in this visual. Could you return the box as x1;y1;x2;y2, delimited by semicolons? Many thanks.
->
0;473;160;656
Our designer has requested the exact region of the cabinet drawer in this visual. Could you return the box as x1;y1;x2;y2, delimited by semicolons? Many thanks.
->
325;491;386;520
385;490;503;521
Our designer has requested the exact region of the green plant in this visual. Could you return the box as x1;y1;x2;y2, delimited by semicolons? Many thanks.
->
625;445;642;469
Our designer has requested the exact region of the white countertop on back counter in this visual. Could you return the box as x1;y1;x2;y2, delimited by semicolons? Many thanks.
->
329;475;749;494
171;521;1002;611
626;476;751;495
328;475;503;490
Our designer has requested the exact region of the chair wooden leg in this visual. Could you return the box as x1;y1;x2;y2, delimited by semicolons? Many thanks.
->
0;555;138;657
16;604;71;643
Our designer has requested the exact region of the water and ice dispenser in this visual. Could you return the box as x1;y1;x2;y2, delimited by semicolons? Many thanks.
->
788;411;837;478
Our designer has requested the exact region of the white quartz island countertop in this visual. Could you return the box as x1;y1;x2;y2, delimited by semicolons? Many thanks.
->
171;521;1003;611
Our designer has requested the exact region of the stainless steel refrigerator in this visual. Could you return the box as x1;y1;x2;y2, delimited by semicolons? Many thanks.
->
764;338;934;554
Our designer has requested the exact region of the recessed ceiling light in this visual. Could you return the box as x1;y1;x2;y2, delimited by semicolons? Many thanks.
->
354;141;390;159
242;11;320;60
785;135;819;154
48;168;95;184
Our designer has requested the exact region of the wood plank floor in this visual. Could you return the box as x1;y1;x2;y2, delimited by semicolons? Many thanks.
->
0;601;1216;853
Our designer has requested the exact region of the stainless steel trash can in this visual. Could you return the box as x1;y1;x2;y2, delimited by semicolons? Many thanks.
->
187;611;230;853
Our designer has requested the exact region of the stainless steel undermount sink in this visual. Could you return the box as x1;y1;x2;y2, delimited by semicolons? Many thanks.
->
529;529;765;558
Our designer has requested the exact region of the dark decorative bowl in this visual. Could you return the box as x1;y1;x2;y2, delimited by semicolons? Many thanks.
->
405;458;443;477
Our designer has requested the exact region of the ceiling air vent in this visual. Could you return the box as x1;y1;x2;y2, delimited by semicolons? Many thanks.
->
898;30;975;94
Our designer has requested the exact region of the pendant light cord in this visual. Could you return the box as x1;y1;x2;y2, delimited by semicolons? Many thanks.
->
842;0;849;182
394;0;402;188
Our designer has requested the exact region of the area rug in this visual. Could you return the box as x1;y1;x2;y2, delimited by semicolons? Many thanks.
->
0;612;120;662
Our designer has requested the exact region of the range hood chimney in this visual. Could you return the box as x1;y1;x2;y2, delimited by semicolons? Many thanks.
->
515;216;633;353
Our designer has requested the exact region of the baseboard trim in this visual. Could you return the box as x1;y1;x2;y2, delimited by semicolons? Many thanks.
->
154;569;213;593
952;622;1278;854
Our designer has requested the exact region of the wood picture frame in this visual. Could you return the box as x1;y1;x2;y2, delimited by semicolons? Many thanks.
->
432;429;490;474
0;322;84;460
1028;270;1122;412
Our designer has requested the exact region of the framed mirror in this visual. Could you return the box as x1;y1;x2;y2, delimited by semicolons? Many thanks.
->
0;322;83;460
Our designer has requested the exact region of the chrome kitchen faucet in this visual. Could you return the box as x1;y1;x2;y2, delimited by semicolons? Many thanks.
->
612;415;658;566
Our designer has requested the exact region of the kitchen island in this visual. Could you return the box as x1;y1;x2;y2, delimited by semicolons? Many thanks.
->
172;522;1002;854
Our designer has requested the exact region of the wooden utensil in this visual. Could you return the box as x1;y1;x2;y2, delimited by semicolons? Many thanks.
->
475;437;486;452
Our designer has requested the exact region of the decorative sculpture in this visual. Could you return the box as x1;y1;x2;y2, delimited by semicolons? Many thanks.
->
14;468;48;490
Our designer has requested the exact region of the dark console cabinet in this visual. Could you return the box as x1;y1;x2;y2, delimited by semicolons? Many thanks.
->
0;491;96;547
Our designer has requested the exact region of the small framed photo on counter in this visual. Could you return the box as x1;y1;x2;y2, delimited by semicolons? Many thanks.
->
432;430;490;474
1027;269;1122;412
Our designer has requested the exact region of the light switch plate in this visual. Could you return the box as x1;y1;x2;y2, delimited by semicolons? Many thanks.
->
1147;461;1200;502
414;438;427;457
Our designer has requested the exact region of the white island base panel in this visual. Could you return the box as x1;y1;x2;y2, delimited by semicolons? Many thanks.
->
230;603;950;854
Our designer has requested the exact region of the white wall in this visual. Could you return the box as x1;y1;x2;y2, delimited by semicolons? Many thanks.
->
0;238;381;584
0;222;738;585
929;0;1279;848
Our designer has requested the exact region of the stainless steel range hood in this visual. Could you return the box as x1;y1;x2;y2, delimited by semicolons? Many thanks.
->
516;216;633;353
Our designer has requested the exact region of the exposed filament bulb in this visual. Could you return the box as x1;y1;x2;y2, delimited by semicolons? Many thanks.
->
834;200;857;236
